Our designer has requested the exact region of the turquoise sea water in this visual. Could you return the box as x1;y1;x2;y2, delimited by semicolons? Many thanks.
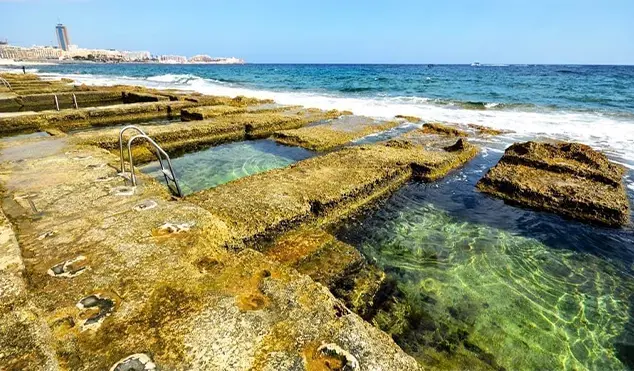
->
16;63;634;168
21;64;634;115
5;63;633;369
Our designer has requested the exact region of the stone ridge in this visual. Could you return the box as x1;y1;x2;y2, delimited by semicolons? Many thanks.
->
477;141;630;226
71;108;346;164
274;116;401;151
187;136;479;247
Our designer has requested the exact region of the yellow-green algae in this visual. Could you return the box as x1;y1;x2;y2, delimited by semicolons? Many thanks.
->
421;122;468;137
264;228;364;288
477;141;630;226
187;135;478;246
274;115;401;151
71;108;346;165
0;141;419;370
264;227;393;321
467;124;508;136
338;200;633;370
180;102;289;121
0;91;124;112
395;115;422;123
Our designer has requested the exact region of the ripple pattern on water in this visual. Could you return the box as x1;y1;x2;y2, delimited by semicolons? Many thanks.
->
341;202;632;370
140;139;314;195
334;152;634;370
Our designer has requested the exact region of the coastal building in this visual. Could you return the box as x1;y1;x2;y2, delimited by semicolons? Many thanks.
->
189;55;245;64
121;50;152;61
0;44;62;60
158;55;188;64
55;24;71;51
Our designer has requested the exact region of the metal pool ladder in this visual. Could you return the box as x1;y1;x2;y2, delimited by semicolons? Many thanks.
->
0;77;11;90
118;125;183;197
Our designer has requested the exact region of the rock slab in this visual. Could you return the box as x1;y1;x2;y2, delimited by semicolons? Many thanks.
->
477;141;630;227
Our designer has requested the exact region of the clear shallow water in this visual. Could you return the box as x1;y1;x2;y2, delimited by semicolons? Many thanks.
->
139;139;313;195
334;153;634;370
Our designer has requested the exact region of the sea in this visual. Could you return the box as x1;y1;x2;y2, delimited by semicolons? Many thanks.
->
3;63;634;370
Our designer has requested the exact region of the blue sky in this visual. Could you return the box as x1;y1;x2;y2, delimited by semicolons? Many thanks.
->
2;0;633;64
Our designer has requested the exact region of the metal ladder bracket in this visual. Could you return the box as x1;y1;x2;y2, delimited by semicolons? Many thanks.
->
118;125;183;197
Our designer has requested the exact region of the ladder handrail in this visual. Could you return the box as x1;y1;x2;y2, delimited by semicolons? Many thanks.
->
126;134;183;197
119;125;151;174
0;77;11;90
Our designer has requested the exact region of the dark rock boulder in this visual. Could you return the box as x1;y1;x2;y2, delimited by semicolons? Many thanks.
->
477;141;630;227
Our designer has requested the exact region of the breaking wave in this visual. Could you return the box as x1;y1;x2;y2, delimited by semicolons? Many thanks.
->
33;70;634;169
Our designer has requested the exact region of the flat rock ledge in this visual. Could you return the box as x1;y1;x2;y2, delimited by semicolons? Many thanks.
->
477;141;630;227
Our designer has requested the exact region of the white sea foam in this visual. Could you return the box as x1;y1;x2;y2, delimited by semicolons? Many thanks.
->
38;71;634;169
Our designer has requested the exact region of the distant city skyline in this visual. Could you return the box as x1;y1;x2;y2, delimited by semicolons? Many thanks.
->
1;0;633;65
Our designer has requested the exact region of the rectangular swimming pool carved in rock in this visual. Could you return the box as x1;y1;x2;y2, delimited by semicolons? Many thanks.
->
139;139;315;195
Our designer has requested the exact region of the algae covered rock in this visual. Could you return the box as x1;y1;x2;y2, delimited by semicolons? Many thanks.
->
121;91;170;103
274;116;401;151
467;124;508;136
421;123;467;137
477;141;630;226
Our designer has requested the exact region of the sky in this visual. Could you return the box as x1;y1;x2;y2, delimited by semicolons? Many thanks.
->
1;0;633;64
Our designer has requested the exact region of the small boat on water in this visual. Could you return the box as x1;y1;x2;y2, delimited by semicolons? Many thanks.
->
471;61;481;67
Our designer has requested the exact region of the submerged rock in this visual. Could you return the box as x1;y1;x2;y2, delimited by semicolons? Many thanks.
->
477;141;630;226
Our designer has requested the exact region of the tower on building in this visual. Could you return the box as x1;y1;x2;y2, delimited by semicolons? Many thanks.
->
55;24;70;51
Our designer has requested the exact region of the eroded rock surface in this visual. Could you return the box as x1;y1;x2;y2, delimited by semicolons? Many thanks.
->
274;115;400;151
0;139;419;370
477;141;630;226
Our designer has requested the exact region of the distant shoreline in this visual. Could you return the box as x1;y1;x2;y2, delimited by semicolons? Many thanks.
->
2;59;634;67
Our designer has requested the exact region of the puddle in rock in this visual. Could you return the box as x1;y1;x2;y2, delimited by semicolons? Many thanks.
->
140;139;314;195
333;152;634;370
0;131;50;143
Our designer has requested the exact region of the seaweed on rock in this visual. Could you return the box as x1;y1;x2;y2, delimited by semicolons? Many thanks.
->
477;141;630;226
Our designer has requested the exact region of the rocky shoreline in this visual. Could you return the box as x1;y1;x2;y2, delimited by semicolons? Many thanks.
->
0;72;630;370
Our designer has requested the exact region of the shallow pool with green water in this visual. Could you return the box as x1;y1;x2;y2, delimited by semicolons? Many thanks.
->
140;139;314;195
